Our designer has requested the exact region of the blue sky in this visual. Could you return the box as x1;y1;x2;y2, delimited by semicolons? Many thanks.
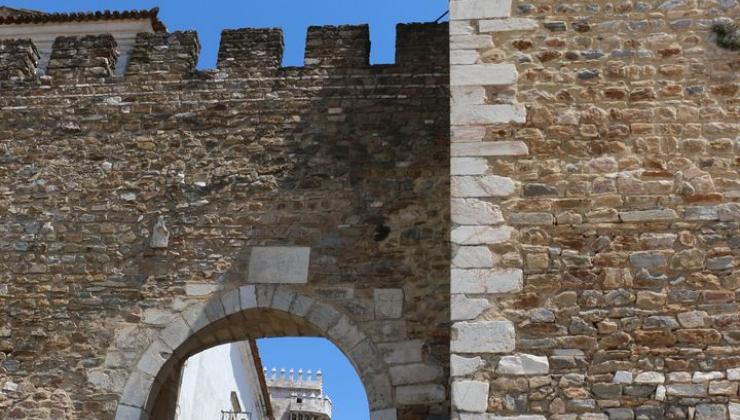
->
258;337;369;420
3;0;448;67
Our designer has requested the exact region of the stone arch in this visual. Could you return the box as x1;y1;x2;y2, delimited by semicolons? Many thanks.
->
114;284;395;420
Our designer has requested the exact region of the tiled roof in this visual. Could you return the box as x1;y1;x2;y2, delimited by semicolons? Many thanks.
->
0;7;166;32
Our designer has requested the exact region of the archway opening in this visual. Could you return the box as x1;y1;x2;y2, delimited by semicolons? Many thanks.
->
124;287;391;420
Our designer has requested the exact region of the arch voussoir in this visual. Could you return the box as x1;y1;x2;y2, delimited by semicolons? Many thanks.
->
116;287;398;418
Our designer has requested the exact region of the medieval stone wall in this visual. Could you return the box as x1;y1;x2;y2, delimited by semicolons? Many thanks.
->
450;0;738;419
0;24;450;420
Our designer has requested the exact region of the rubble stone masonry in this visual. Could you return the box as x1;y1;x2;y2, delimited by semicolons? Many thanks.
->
0;1;738;419
450;0;738;419
0;24;450;419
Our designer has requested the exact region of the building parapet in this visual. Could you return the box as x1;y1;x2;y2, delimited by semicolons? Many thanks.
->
0;22;448;85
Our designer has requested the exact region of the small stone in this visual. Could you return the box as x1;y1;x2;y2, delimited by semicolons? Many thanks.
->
695;404;728;420
592;382;622;399
708;380;738;395
619;209;678;222
544;21;567;31
523;183;558;197
692;371;724;382
666;383;706;397
577;69;600;80
613;371;633;384
634;371;665;384
509;212;554;225
677;311;708;328
530;308;555;323
707;256;735;271
635;405;664;419
630;252;667;270
730;403;740;420
606;408;635;420
497;353;549;375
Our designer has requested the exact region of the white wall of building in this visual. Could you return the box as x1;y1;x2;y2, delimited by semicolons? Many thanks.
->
176;341;268;420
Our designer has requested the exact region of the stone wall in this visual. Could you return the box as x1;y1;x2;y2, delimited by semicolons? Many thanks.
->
450;0;738;419
0;23;450;420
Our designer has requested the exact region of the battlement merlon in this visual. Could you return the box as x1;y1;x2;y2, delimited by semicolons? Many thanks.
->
0;22;448;84
0;38;39;81
264;367;323;391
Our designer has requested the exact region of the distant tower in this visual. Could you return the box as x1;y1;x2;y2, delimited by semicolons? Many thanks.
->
264;367;332;420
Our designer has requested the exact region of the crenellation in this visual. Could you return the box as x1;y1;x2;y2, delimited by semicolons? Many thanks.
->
0;38;38;81
395;23;449;69
217;28;284;74
0;23;448;88
304;24;370;68
46;34;118;81
125;31;199;80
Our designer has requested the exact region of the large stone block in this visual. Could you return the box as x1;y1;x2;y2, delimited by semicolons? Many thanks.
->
389;363;443;386
451;268;523;294
452;175;516;197
451;141;529;157
451;320;515;353
247;246;311;284
374;288;404;319
452;198;505;225
450;0;513;19
451;157;489;175
451;225;514;245
451;294;490;321
451;64;517;86
478;18;539;32
452;246;497;268
452;380;490;412
452;104;527;125
395;384;446;405
451;354;484;376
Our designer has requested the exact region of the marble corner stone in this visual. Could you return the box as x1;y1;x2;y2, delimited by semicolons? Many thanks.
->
451;157;489;176
451;268;523;294
451;320;515;353
450;0;514;20
451;64;517;87
451;225;514;245
452;175;516;197
247;246;310;284
451;294;490;321
479;18;539;32
452;104;527;125
452;380;490;412
452;246;497;268
451;198;504;225
451;354;484;376
451;141;529;157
